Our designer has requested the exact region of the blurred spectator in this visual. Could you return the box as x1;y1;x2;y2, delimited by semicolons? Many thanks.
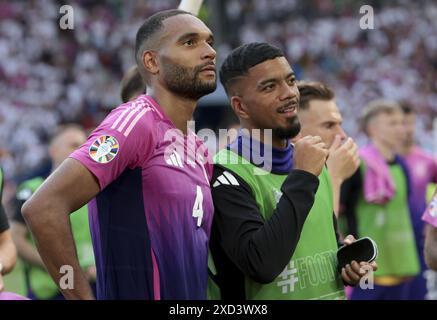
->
120;65;145;103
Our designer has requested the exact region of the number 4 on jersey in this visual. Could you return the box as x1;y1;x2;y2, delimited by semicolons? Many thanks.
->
192;185;204;227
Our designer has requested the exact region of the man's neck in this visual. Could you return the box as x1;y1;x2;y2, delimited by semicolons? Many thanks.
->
150;85;197;134
373;140;396;162
234;127;292;174
400;143;415;156
272;136;289;149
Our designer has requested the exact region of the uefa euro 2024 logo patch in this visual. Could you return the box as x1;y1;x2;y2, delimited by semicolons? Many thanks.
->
89;135;119;164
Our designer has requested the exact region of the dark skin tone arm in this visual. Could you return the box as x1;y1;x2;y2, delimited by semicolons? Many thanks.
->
425;224;437;271
21;158;99;300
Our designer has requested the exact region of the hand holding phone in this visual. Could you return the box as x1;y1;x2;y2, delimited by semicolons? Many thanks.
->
337;236;378;286
337;236;378;271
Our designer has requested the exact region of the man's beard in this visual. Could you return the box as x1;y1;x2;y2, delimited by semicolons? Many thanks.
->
161;56;217;100
272;115;301;140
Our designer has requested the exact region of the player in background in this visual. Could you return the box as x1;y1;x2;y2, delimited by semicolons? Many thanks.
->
297;81;360;217
0;167;17;292
422;187;437;301
423;196;437;272
11;125;95;300
399;102;437;299
209;42;375;300
341;100;419;299
22;9;216;300
120;66;146;103
422;180;437;300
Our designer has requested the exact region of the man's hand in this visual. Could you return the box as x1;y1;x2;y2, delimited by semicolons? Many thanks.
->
85;266;96;282
22;158;99;300
340;235;378;286
293;135;329;176
327;135;360;185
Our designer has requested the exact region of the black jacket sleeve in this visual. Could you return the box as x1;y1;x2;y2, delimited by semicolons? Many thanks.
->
333;213;343;248
339;168;362;237
0;207;7;233
210;165;319;284
0;168;9;233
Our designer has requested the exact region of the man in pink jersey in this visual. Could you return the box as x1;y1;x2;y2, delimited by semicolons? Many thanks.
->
400;102;437;299
22;9;216;300
423;193;437;272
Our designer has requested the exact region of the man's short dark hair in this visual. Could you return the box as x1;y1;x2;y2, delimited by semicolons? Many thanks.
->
219;42;284;94
135;9;191;79
399;100;415;115
120;66;145;103
297;81;335;111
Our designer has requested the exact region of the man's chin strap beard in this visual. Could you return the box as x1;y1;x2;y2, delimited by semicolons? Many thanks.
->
272;124;301;142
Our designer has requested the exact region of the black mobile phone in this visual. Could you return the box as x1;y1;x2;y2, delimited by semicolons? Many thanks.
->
337;237;378;270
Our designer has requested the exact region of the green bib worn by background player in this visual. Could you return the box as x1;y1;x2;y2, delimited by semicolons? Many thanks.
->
209;149;345;300
355;163;419;277
16;177;95;299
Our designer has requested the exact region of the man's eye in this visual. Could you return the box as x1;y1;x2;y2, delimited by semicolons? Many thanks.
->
263;84;274;91
288;78;295;85
184;39;194;46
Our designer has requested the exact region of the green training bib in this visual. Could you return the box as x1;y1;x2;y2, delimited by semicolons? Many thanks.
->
209;149;345;300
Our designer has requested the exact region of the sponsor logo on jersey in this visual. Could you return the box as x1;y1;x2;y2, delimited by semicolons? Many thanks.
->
213;171;239;187
166;150;184;168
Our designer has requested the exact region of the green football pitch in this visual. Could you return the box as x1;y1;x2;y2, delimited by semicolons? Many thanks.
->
3;259;26;296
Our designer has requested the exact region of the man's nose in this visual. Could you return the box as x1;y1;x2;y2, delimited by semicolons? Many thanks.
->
201;42;216;61
279;82;296;101
336;126;347;141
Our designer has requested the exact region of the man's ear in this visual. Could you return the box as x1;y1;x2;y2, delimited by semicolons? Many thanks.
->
365;119;376;138
230;96;250;120
142;50;159;75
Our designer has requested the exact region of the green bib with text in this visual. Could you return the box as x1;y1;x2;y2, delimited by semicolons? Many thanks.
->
355;163;419;277
209;149;345;300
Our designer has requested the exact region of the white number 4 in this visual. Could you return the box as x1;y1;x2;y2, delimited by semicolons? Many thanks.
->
192;185;204;227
